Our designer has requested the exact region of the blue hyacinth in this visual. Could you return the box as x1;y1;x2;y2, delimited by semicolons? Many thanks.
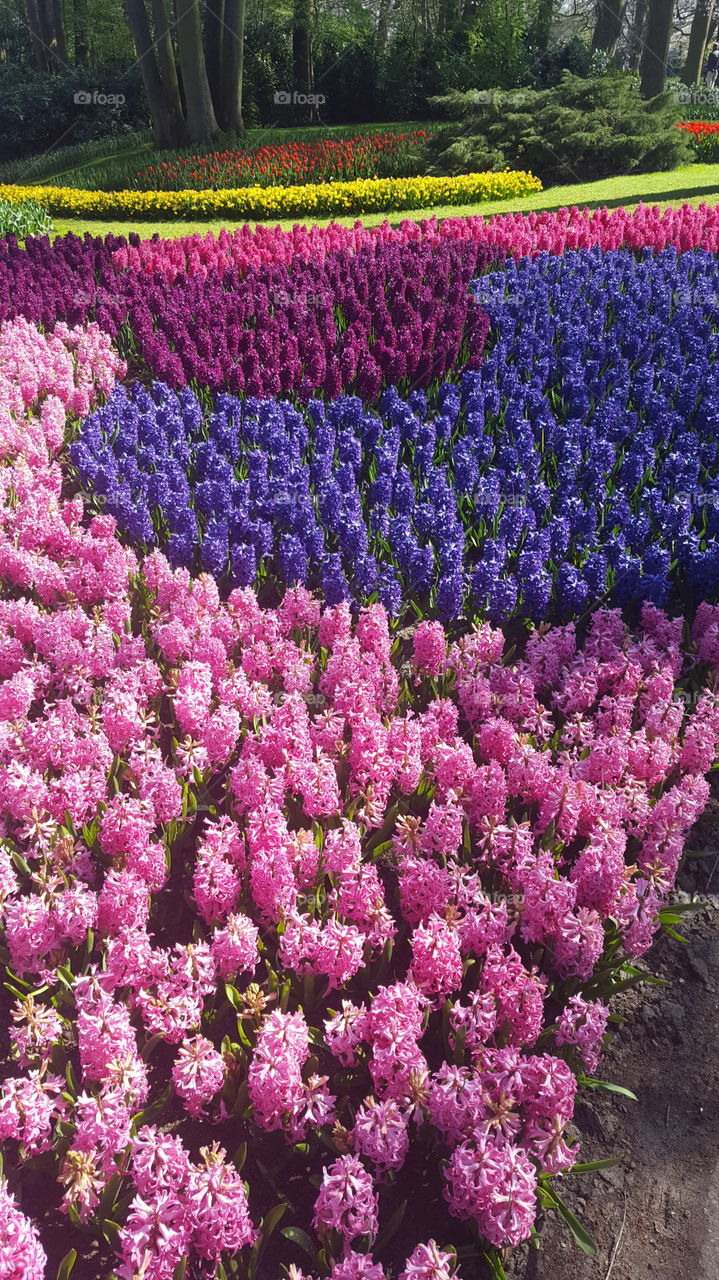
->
72;246;719;623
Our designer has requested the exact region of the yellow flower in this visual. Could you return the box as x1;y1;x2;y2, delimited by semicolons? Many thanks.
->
0;170;542;222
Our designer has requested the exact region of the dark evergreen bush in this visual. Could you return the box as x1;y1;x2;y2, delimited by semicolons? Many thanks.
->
424;72;692;183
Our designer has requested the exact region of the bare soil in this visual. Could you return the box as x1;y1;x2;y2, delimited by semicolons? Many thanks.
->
504;843;719;1280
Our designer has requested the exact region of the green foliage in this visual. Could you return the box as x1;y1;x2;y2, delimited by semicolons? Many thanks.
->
0;64;147;163
465;0;536;89
526;37;603;87
0;198;53;239
424;72;693;184
667;76;719;122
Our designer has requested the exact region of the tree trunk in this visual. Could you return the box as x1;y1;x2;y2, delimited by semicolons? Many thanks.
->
535;0;554;50
627;0;649;66
174;0;218;141
25;0;48;69
150;0;185;138
376;0;391;46
73;0;90;66
293;0;313;119
592;0;627;57
220;0;246;134
48;0;66;65
639;0;675;95
205;0;225;116
682;0;714;83
124;0;182;146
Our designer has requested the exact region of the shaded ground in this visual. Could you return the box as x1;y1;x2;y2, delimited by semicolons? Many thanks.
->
506;818;719;1280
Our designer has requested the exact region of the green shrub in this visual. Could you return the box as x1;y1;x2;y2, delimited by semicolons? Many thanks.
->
0;198;53;239
424;72;693;184
0;64;147;163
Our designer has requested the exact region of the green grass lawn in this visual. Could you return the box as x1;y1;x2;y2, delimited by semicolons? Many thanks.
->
50;164;719;240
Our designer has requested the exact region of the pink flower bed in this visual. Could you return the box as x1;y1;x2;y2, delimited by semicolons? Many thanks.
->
111;201;719;282
0;316;717;1276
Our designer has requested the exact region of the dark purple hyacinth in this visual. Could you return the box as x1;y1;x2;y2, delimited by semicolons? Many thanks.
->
2;232;493;404
72;247;719;624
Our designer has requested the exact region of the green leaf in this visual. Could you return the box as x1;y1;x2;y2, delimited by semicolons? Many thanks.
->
172;1260;188;1280
661;924;689;943
248;1202;288;1280
569;1156;623;1173
56;1248;78;1280
544;1185;597;1257
101;1219;121;1247
376;1199;406;1253
225;982;243;1011
483;1247;509;1280
579;1075;638;1101
261;1201;288;1240
281;1226;318;1262
658;901;702;916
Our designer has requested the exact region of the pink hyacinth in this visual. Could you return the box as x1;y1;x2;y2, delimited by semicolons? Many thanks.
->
172;1035;225;1118
186;1143;257;1257
413;621;446;679
330;1251;386;1279
249;1009;312;1137
352;1096;410;1174
0;1175;46;1279
210;912;259;978
399;1240;458;1280
554;994;610;1074
313;1154;379;1244
410;915;463;1006
444;1138;537;1247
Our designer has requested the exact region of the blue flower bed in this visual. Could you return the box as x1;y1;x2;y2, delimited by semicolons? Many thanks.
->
71;247;719;621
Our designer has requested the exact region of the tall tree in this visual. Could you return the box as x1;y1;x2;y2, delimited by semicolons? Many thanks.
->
376;0;391;46
151;0;185;134
682;0;714;83
72;0;90;66
124;0;184;145
592;0;627;58
25;0;66;71
627;0;650;67
174;0;219;140
293;0;314;117
220;0;246;135
25;0;47;69
640;0;675;95
48;0;66;64
534;0;554;51
204;0;225;112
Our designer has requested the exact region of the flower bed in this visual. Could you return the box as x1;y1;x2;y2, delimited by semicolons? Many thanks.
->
0;168;541;222
134;131;433;191
677;120;719;160
109;200;719;280
0;205;719;1278
72;246;719;620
